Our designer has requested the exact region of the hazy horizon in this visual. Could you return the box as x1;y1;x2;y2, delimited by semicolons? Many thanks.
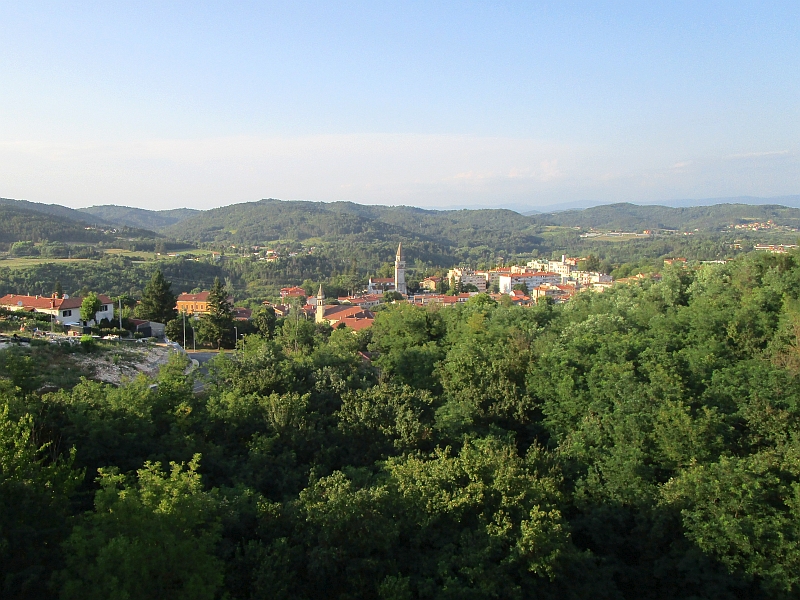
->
1;3;797;210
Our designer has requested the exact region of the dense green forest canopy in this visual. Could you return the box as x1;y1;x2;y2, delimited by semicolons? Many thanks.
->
0;198;114;225
0;201;164;246
5;251;800;598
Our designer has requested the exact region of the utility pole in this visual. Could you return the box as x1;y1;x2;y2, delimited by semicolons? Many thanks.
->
118;298;123;332
183;312;186;349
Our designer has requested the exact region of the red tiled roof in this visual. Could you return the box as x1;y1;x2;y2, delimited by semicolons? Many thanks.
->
325;305;374;319
280;286;308;297
59;295;112;310
0;294;112;311
177;292;210;302
0;294;62;310
336;317;374;331
233;307;252;320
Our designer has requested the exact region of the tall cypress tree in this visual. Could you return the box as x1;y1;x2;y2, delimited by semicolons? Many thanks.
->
138;270;178;324
203;277;233;349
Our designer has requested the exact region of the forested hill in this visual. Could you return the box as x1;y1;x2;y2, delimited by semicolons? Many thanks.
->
162;198;540;251
79;205;200;230
0;197;112;225
534;202;800;231
0;204;145;244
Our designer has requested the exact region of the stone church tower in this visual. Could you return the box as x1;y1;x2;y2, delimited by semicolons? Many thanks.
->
394;242;407;295
315;284;325;323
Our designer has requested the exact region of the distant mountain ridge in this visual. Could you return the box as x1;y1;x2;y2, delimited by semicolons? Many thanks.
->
2;196;800;251
523;195;800;214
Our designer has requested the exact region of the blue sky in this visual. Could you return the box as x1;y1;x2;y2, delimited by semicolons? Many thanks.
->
0;2;797;210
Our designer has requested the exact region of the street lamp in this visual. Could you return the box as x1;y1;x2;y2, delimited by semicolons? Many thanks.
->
234;325;238;349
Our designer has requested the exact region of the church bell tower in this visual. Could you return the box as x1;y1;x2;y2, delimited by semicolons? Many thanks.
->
315;284;325;323
394;242;407;295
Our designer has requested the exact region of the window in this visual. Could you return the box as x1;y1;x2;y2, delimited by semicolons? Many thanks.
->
62;310;72;317
101;305;109;312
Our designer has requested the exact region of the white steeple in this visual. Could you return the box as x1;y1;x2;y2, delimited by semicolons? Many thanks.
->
394;242;407;295
315;284;325;323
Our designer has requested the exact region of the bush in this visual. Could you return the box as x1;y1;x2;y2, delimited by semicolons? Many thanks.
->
79;335;96;351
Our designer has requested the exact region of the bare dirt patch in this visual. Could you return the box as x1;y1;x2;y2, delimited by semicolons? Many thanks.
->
73;345;176;385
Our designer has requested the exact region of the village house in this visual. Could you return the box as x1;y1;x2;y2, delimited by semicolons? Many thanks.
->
0;293;114;326
280;286;308;299
176;291;235;316
421;276;441;291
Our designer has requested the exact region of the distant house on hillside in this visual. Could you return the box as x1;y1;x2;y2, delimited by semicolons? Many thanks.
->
0;293;114;326
233;307;252;321
280;286;308;299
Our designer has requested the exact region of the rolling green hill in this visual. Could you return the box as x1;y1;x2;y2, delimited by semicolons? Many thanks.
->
0;197;113;225
0;201;167;247
163;198;543;253
79;205;200;230
534;202;800;231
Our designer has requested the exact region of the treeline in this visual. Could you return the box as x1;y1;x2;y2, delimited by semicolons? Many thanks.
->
4;251;800;597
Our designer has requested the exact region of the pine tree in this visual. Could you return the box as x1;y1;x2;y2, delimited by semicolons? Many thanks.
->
53;280;63;299
202;277;233;349
138;270;177;325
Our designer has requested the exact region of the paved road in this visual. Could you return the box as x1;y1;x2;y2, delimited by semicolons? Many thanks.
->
188;351;220;365
186;351;228;392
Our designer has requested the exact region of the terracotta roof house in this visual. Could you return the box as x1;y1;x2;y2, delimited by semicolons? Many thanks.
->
0;293;114;325
280;286;308;299
176;292;234;315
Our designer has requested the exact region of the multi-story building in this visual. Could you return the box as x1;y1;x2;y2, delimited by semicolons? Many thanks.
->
498;272;561;294
447;268;487;292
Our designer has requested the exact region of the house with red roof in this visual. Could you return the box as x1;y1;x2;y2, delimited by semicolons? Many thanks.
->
176;291;234;316
280;286;308;299
0;293;114;325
